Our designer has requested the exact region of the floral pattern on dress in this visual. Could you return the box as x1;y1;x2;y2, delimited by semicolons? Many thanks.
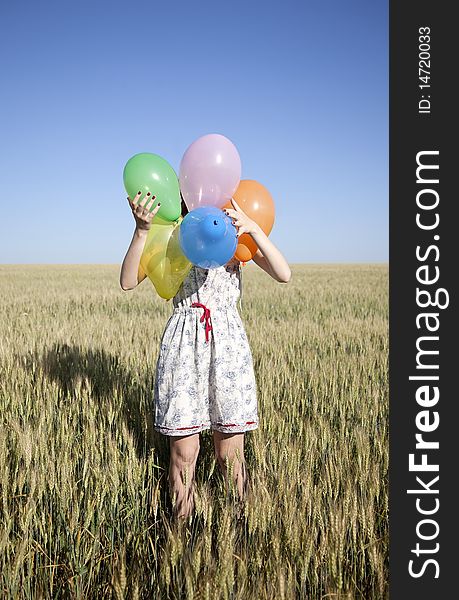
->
154;256;258;436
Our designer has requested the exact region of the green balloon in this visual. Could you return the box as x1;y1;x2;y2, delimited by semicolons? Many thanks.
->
123;153;181;222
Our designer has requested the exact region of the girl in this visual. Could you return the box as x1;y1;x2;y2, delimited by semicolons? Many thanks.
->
120;190;291;520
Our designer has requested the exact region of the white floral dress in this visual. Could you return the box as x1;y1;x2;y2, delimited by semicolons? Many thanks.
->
153;256;259;436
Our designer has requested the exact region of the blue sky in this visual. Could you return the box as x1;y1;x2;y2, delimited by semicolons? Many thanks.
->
0;0;387;264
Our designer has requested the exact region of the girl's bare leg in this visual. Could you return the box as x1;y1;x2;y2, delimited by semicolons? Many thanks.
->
169;433;200;519
212;431;248;501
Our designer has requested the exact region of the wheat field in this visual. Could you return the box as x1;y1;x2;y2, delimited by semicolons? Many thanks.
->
0;263;388;599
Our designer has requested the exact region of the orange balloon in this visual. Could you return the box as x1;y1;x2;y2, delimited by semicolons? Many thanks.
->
223;179;275;262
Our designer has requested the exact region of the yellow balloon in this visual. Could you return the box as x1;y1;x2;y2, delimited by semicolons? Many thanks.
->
140;215;192;300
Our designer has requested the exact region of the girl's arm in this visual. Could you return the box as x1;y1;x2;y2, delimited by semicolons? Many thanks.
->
120;192;161;291
224;198;291;283
120;228;148;290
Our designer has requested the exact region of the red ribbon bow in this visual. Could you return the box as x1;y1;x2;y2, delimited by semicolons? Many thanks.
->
191;302;213;343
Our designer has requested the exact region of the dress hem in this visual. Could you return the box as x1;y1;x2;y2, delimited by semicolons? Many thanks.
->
154;421;259;436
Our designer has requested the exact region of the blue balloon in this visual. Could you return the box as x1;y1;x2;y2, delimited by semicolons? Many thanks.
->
179;206;237;268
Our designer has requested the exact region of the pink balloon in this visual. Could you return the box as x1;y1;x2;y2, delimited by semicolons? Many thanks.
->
179;133;242;211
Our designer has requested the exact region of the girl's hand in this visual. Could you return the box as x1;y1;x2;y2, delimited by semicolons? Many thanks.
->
127;191;161;232
223;198;259;238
